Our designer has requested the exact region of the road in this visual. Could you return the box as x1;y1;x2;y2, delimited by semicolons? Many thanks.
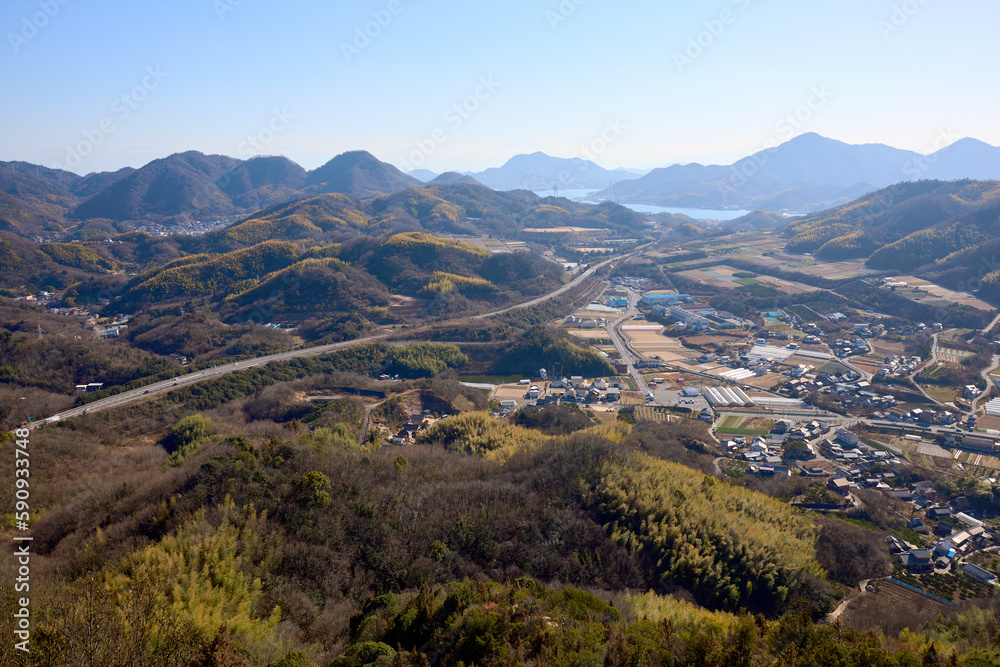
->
907;330;952;410
606;287;652;398
982;311;1000;336
470;253;627;320
969;354;1000;416
30;252;629;429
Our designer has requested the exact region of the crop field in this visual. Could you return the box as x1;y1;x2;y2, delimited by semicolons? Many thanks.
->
632;406;673;423
937;347;972;364
786;304;824;322
566;329;614;341
716;415;774;436
689;235;877;280
891;276;994;311
621;391;646;405
676;265;820;295
623;329;696;362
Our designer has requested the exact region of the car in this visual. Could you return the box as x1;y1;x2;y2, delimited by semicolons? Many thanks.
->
144;389;150;394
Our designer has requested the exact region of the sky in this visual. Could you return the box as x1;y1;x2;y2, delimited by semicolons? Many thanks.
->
2;0;998;175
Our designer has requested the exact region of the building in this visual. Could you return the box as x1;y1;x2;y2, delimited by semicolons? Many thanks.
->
901;549;934;573
827;478;851;496
836;429;860;447
639;292;689;307
963;563;998;585
681;386;700;398
667;306;711;329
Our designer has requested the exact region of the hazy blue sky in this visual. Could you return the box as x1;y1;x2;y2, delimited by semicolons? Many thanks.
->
3;0;998;174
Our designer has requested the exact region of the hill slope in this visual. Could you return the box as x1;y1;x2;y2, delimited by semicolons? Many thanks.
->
304;150;420;199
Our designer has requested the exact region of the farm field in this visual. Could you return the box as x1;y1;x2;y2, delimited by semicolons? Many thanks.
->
676;265;820;295
623;328;697;362
520;226;610;233
566;328;614;341
632;406;674;423
716;415;774;436
891;275;994;311
682;333;748;347
872;340;907;357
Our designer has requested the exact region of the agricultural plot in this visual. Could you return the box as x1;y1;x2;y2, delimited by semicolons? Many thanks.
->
891;276;994;312
623;329;697;362
566;329;614;341
620;391;645;405
937;347;972;364
851;355;885;375
955;450;1000;471
435;234;531;254
676;265;820;295
520;226;610;233
632;406;672;423
716;415;773;436
701;237;877;279
786;304;824;322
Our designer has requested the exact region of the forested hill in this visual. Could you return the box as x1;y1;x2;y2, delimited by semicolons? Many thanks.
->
782;180;1000;295
7;379;987;664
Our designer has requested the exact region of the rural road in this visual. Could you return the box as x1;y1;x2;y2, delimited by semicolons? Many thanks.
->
969;354;1000;416
607;287;653;398
907;330;952;410
30;253;630;428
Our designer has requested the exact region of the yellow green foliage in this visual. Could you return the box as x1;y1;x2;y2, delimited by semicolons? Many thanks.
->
815;230;877;259
417;412;545;458
949;181;1000;207
212;194;370;249
589;452;819;611
40;243;121;272
0;238;21;270
532;204;570;215
422;271;495;295
372;190;462;225
126;240;301;301
626;590;738;631
382;232;491;259
107;496;282;643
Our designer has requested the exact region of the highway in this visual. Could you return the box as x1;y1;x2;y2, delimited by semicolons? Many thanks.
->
30;253;630;429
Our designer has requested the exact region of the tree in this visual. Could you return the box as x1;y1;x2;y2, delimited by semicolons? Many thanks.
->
293;471;332;508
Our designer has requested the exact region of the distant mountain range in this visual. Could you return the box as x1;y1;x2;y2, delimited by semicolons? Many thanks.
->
0;150;422;233
593;133;1000;212
3;133;1000;236
407;152;648;190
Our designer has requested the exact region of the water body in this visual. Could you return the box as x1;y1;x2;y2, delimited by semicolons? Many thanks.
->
529;189;750;221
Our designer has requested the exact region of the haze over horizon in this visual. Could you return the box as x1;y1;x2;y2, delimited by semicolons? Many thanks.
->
3;0;999;175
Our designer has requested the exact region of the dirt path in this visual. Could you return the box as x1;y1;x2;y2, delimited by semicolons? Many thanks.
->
827;579;870;624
